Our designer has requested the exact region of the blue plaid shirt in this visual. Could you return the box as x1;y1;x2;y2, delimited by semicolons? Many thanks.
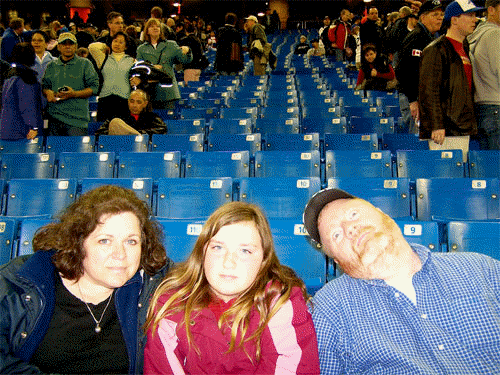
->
312;244;500;374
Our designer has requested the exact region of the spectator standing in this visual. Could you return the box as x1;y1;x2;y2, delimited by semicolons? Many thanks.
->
328;9;353;62
360;7;384;52
42;32;99;136
319;16;333;56
467;0;500;150
245;15;268;76
98;12;136;58
31;30;57;83
75;23;95;49
215;13;244;75
179;23;206;84
418;0;484;162
0;18;25;62
0;43;42;140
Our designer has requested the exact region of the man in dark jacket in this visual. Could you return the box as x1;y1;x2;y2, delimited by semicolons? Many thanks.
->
179;23;206;84
0;18;24;62
418;0;484;162
97;12;136;57
360;7;383;52
245;15;268;75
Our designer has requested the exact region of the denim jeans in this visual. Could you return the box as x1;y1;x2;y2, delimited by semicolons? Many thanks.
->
399;93;417;134
476;104;500;150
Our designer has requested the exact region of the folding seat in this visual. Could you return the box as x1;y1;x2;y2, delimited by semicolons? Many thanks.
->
0;217;17;264
207;134;261;156
267;219;327;293
57;152;115;179
254;150;321;178
334;90;367;106
179;107;218;122
156;219;205;262
324;133;378;151
327;177;411;218
153;109;176;121
350;117;395;135
151;133;204;153
260;106;300;120
394;220;441;251
1;153;55;179
397;150;464;179
116;151;181;179
468;150;500;178
220;107;259;121
46;136;95;155
302;117;347;136
239;177;321;219
447;221;500;260
96;134;149;153
80;178;154;207
0;137;44;154
156;177;233;219
227;97;263;108
17;217;54;257
165;119;206;135
301;105;342;120
208;118;253;134
325;150;392;179
185;151;250;178
265;96;299;107
384;105;402;120
263;133;320;152
5;178;77;217
299;90;332;106
343;106;383;119
415;178;500;221
381;134;429;154
254;118;300;135
188;98;226;109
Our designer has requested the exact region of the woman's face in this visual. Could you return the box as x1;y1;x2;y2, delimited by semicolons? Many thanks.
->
203;221;264;302
111;35;127;53
365;50;377;63
31;33;47;54
80;212;142;293
148;23;161;39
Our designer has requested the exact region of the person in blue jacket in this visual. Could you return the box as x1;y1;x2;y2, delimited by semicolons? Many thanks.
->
0;185;173;374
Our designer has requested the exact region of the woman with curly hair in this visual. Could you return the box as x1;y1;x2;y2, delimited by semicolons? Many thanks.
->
0;185;173;374
144;201;320;374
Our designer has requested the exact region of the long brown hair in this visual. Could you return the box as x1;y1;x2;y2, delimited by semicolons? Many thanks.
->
145;201;309;360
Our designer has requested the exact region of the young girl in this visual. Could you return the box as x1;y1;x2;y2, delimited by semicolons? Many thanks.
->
356;43;396;91
144;202;320;374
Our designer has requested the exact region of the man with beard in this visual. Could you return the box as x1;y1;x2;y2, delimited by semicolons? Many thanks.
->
303;188;500;374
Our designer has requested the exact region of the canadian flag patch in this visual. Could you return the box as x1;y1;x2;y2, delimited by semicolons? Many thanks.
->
412;49;422;57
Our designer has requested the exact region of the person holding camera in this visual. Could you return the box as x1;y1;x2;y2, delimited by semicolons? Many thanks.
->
42;32;99;136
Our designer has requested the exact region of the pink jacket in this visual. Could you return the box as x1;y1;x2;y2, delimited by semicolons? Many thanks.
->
144;287;320;374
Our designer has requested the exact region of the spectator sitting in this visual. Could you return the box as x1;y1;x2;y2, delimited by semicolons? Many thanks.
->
294;35;310;55
95;89;166;135
356;43;395;91
307;38;325;57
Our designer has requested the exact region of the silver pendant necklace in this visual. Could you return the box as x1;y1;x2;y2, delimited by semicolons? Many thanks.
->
77;283;113;333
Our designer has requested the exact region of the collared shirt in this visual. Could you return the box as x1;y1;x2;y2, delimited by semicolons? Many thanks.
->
312;244;500;374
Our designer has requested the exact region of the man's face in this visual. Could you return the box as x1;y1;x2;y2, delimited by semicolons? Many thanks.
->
128;92;148;115
341;12;349;22
108;16;124;35
420;9;445;34
317;198;402;279
454;12;478;36
324;18;331;26
57;40;77;60
369;8;379;21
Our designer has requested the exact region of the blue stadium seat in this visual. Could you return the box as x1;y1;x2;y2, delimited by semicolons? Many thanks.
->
1;153;55;179
325;150;392;179
185;151;250;178
57;152;115;179
265;96;299;107
151;134;204;153
0;137;44;154
468;150;500;178
264;133;320;151
302;117;347;135
260;106;300;119
301;106;342;120
227;97;262;108
220;107;259;121
207;134;261;155
96;134;149;153
46;136;95;155
381;133;429;153
117;151;181;179
0;218;17;264
180;107;218;121
394;220;441;251
208;118;253;134
80;178;154;207
397;150;464;179
324;133;378;151
415;178;500;221
156;177;232;219
344;106;383;119
5;179;77;217
165;119;206;135
17;217;54;257
254;150;321;178
254;118;300;135
350;117;395;135
156;219;204;262
189;98;226;109
239;177;321;219
447;221;500;260
327;178;412;219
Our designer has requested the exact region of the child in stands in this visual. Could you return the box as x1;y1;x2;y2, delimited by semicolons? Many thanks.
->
144;201;320;374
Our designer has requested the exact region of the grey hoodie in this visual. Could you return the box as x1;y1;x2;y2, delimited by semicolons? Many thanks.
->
467;20;500;105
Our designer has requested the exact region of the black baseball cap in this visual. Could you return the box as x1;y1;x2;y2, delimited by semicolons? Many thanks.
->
418;0;444;17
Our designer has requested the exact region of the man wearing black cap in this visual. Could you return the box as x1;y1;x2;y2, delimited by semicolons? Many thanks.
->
395;0;444;134
303;188;500;374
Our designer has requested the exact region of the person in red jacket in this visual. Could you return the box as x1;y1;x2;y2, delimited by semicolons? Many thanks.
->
329;9;353;61
144;202;320;375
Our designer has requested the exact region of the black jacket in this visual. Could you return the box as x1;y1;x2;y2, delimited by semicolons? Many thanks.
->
215;25;243;73
178;34;205;70
96;111;167;135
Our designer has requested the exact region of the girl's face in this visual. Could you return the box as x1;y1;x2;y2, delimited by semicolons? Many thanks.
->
111;35;126;53
204;221;264;302
364;50;376;63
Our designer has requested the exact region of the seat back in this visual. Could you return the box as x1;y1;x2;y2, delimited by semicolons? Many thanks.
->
151;134;204;153
207;134;261;156
0;138;44;154
397;150;464;179
57;152;115;179
254;118;300;135
381;133;429;153
156;219;204;262
208;118;253;134
80;178;154;207
302;117;347;135
264;133;320;152
394;220;441;251
1;153;55;179
324;133;378;151
117;151;181;179
17;217;55;257
46;136;95;154
165;119;206;135
447;221;500;260
469;150;500;178
0;218;17;264
325;150;392;179
350;117;394;134
96;134;150;153
185;151;250;178
254;150;321;178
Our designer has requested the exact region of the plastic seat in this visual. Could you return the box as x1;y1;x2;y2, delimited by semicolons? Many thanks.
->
46;136;95;155
447;221;500;260
80;178;154;207
301;105;342;120
189;98;226;109
0;218;17;264
415;178;500;221
265;96;299;107
208;118;253;134
156;219;205;262
117;151;181;179
343;106;383;119
17;217;55;257
156;177;232;219
254;150;321;178
57;152;115;179
151;134;204;153
397;150;464;179
0;137;44;154
264;133;320;151
185;151;250;178
302;117;347;135
1;153;55;179
165;119;206;135
468;150;500;178
324;133;378;151
350;117;395;135
5;179;77;217
381;134;429;153
254;118;300;135
260;106;300;119
394;220;440;251
207;134;261;156
180;107;218;121
239;177;321;219
327;177;412;218
96;134;149;153
226;97;262;108
220;107;259;121
325;150;392;179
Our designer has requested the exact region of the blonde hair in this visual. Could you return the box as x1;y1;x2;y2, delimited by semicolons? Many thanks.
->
145;202;309;361
143;18;164;43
